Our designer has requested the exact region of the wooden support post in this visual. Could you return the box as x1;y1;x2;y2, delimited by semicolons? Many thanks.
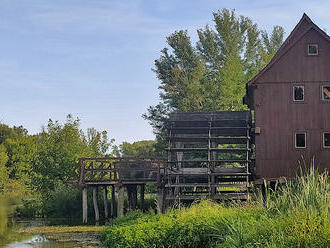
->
174;142;183;199
111;185;116;217
157;186;165;214
93;187;100;224
82;187;88;224
127;184;138;211
140;184;145;211
103;186;109;220
211;141;217;196
117;186;125;217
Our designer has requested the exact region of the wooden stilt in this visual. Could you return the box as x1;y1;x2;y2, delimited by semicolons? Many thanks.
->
82;187;88;224
117;186;125;217
127;184;137;211
157;187;165;214
111;185;116;217
140;184;145;211
103;186;109;220
93;187;100;224
127;185;132;211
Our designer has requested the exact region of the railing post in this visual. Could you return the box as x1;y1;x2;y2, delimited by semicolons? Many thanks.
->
79;159;85;185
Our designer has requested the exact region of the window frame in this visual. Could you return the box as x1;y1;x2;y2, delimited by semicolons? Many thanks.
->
321;85;330;101
307;44;319;56
323;132;330;148
293;85;305;102
295;132;307;149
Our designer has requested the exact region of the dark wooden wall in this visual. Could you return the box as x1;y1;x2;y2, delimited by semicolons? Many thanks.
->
253;28;330;179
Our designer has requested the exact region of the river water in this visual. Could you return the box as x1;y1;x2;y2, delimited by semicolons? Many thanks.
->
2;219;102;248
6;235;81;248
0;199;102;248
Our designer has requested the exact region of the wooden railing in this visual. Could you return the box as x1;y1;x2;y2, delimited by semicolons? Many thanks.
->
78;157;165;185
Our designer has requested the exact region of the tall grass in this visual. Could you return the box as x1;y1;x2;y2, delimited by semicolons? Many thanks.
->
267;164;329;217
102;165;330;248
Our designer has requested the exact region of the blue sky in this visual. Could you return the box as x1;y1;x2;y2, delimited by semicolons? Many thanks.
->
1;0;330;144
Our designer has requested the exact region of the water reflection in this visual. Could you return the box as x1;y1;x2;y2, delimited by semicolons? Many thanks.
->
6;235;99;248
1;198;101;248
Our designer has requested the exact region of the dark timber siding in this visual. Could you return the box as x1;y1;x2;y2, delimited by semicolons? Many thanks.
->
251;20;330;179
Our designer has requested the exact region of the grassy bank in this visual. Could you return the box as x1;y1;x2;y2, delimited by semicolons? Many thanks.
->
102;167;330;248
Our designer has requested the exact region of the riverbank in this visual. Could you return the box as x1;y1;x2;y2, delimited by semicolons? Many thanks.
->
17;226;104;247
102;167;330;248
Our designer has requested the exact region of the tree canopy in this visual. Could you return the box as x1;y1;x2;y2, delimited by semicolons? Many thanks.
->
143;9;284;137
0;115;115;203
114;140;157;158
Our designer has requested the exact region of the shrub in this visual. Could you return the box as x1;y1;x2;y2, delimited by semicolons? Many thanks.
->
102;165;330;248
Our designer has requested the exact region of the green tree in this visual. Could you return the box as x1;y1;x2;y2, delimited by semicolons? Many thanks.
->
143;9;284;138
33;115;114;193
4;136;37;187
117;140;157;158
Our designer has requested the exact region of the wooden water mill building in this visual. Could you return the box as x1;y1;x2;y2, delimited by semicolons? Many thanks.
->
75;14;330;222
245;13;330;179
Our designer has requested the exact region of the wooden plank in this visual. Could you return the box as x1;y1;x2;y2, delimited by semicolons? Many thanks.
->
169;111;251;122
93;187;100;223
165;183;248;188
214;167;247;173
82;187;88;224
140;184;145;210
167;159;250;164
111;185;116;217
167;148;250;152
167;168;208;175
168;136;249;144
117;186;124;218
166;194;248;200
84;179;158;185
103;186;109;220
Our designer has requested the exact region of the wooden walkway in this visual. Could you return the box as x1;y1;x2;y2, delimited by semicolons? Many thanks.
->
77;157;164;223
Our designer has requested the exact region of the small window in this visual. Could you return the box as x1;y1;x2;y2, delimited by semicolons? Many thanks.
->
293;86;304;101
295;132;306;148
323;133;330;148
308;44;318;55
322;86;330;100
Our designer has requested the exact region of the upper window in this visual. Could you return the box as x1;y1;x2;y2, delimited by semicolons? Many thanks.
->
324;133;330;148
295;132;306;148
293;86;304;101
322;86;330;100
308;44;318;55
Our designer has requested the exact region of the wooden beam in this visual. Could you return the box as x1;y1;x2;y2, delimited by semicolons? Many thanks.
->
126;184;138;211
93;187;100;224
140;184;145;211
157;187;165;214
117;186;125;217
82;187;88;224
103;186;109;220
111;185;116;218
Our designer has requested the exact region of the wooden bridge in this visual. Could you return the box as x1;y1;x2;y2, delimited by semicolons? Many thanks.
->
77;157;164;223
76;111;255;223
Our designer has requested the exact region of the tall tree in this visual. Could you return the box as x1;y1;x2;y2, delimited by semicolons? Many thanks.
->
116;140;157;158
143;9;284;142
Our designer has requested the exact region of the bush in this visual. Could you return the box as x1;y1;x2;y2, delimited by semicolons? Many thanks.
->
15;198;42;218
102;165;330;248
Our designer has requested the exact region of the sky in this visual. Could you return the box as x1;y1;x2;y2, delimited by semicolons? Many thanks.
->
1;0;330;144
